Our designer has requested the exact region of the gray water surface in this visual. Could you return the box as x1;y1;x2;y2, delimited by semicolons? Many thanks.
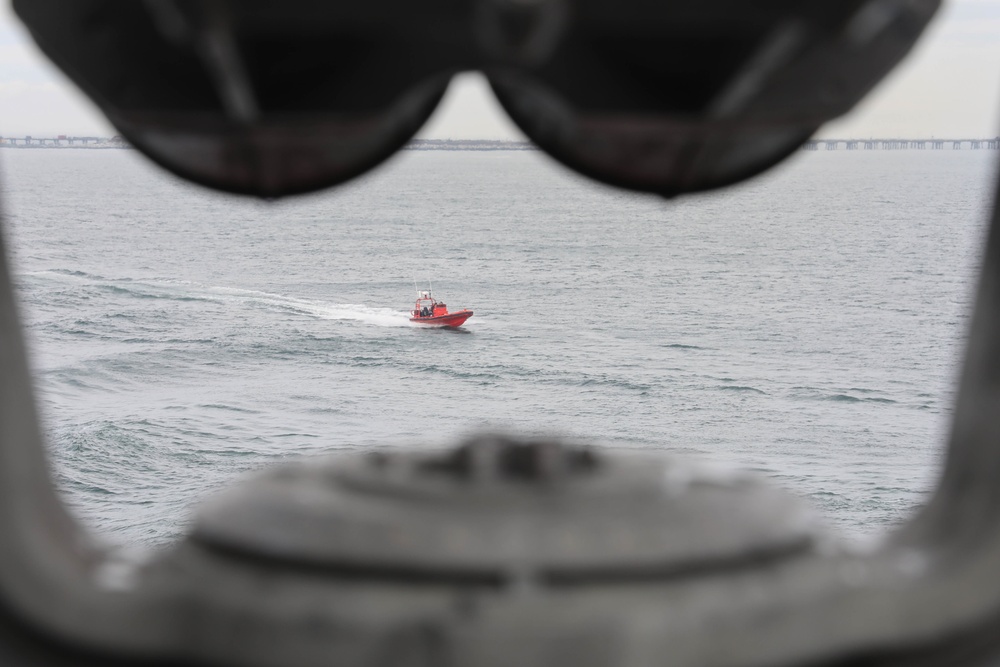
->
1;147;993;544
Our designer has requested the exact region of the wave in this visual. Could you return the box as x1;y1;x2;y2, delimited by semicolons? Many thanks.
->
827;394;863;403
662;343;707;350
416;365;502;383
790;387;899;405
822;393;897;404
716;385;766;394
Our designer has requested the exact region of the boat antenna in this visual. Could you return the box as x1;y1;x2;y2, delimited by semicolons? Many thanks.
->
413;278;418;296
428;279;433;296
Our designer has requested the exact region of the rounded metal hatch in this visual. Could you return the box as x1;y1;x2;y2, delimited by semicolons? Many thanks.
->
192;435;825;586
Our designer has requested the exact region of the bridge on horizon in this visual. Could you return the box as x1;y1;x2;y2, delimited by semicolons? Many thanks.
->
804;138;1000;150
0;135;124;147
4;135;1000;152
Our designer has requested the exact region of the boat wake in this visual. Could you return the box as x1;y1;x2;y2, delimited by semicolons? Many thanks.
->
29;271;415;328
193;286;416;328
279;300;413;328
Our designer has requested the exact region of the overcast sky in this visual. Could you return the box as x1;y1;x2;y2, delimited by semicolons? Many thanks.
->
0;1;998;140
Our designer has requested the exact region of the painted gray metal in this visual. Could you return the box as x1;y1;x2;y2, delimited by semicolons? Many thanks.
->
192;439;821;579
12;0;941;198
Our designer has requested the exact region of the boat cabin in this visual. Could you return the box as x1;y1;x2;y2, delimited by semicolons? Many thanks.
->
412;291;448;319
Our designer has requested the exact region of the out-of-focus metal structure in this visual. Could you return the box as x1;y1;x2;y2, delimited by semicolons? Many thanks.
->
16;0;938;198
14;1;1000;666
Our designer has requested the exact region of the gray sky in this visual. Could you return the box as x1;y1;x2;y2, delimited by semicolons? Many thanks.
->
1;1;998;140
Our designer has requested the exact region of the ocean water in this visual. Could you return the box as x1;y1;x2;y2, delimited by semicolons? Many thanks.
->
0;147;994;546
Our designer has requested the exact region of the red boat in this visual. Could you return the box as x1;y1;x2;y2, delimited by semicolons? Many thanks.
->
409;290;473;327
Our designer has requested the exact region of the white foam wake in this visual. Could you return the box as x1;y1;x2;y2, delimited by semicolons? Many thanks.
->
34;271;415;328
287;301;413;328
202;286;414;328
201;287;412;327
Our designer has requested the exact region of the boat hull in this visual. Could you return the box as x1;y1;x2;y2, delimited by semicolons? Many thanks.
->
409;310;473;328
